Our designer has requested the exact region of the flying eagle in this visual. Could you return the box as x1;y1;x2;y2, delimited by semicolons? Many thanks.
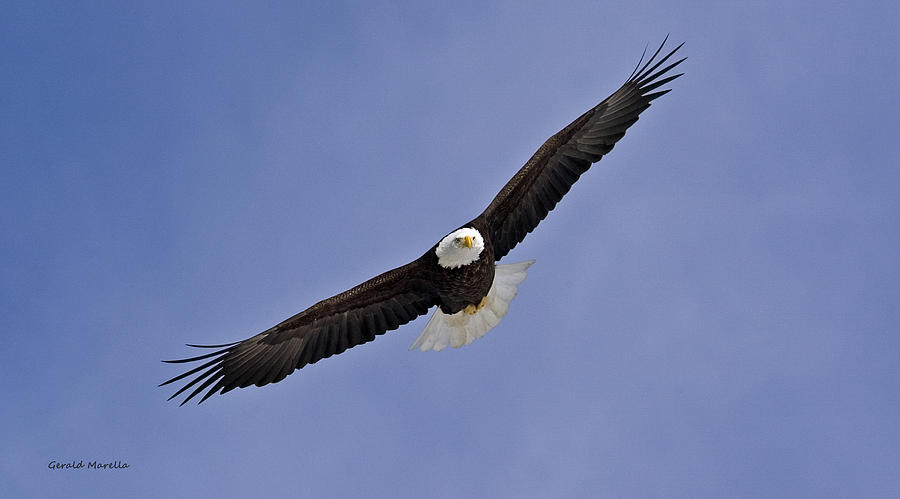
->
162;39;685;405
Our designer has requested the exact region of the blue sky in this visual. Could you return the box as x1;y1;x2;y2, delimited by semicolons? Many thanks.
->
2;1;899;497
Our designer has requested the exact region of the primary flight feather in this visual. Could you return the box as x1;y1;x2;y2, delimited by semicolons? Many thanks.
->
162;38;686;405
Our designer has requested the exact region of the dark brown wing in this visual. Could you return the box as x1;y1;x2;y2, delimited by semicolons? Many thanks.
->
475;39;685;260
161;257;438;405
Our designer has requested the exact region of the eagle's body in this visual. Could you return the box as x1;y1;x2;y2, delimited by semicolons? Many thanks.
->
162;39;685;404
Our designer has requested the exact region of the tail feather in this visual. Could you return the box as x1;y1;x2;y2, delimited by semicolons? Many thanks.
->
410;260;535;352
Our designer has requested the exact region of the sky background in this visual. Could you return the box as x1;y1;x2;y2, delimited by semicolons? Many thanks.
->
2;1;899;497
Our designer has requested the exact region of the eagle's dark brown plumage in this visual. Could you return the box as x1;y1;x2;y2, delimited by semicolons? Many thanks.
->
162;39;685;405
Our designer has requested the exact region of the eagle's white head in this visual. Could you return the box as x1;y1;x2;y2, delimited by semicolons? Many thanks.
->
435;227;485;268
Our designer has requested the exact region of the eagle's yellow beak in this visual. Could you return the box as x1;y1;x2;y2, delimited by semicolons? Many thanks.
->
464;235;474;248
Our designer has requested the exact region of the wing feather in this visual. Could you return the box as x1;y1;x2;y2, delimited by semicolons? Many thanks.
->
161;258;437;405
476;38;685;260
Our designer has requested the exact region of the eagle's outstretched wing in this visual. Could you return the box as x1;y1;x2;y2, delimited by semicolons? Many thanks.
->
475;38;685;260
161;258;437;405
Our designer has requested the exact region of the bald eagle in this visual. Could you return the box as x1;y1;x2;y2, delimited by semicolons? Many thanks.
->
162;39;685;404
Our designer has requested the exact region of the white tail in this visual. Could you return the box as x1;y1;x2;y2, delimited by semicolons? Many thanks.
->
409;260;535;352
